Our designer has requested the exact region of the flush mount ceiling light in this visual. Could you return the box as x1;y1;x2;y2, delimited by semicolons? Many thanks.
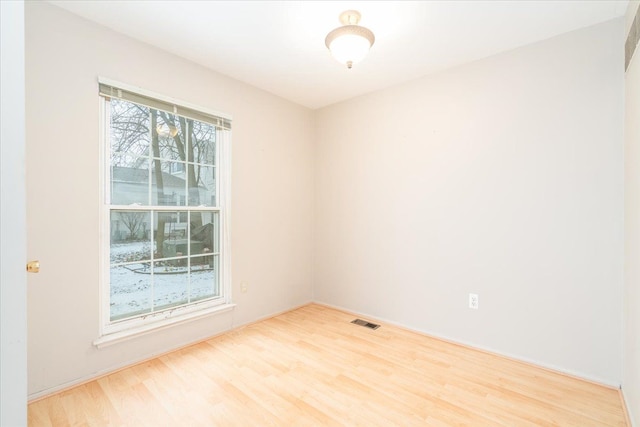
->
325;10;375;69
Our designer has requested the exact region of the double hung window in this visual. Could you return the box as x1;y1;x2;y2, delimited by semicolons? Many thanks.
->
98;80;231;341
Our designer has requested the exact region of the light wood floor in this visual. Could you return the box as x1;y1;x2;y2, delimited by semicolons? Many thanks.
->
29;304;628;426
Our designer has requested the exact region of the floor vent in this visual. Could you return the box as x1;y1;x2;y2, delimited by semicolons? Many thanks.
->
351;319;380;330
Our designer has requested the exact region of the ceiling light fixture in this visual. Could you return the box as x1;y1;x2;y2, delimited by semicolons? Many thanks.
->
325;10;375;69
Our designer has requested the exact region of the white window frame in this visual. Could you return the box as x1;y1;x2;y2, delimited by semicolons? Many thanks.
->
95;78;234;348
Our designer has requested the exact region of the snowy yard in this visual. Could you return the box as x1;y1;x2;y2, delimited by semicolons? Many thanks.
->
110;241;218;320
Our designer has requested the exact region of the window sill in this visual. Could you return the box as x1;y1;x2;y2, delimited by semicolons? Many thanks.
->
93;303;236;349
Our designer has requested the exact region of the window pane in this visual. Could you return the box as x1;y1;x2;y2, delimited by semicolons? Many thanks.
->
190;211;219;255
154;211;187;259
111;153;148;169
111;155;149;205
152;109;186;162
188;165;216;206
110;264;152;321
110;99;150;157
153;259;189;310
151;160;186;206
189;120;216;165
110;211;152;263
191;255;219;301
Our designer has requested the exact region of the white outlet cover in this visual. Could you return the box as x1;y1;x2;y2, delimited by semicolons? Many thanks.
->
469;293;479;309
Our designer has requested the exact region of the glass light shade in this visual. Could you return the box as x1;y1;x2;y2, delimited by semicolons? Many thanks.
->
325;18;375;69
328;34;372;67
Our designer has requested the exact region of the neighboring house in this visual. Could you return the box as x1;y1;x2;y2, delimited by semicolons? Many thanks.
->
111;165;190;206
111;166;214;242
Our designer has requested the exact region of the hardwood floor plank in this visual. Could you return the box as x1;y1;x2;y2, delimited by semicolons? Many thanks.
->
28;304;628;426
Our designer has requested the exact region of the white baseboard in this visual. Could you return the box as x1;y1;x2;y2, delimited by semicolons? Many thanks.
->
621;387;636;427
29;298;619;402
314;300;621;390
28;300;313;402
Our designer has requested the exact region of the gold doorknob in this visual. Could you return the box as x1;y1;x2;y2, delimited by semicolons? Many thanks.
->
26;260;40;273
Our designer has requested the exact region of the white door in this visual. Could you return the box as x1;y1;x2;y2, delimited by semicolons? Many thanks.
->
1;0;28;425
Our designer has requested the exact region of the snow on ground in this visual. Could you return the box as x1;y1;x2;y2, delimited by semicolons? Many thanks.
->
110;241;151;264
110;241;218;320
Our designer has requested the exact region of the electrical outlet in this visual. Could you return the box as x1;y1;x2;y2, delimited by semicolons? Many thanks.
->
469;293;479;309
241;282;248;293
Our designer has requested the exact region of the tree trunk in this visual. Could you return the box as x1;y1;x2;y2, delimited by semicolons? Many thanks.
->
182;117;203;229
151;110;166;258
157;112;202;228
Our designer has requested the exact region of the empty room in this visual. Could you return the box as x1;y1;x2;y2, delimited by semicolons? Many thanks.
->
1;0;639;425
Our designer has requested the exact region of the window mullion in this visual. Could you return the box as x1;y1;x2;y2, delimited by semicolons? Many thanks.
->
185;118;190;206
186;120;191;304
148;109;155;314
109;205;219;212
150;209;155;316
187;210;192;303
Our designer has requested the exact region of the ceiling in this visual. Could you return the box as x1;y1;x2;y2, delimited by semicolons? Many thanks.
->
49;1;628;110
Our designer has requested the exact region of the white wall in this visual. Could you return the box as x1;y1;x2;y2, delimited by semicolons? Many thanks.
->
315;19;624;385
25;2;314;398
1;0;28;423
624;2;640;424
26;0;628;401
